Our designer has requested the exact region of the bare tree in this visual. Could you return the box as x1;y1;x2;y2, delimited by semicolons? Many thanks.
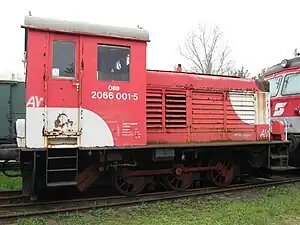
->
230;65;251;78
257;68;266;79
179;24;234;75
249;68;266;80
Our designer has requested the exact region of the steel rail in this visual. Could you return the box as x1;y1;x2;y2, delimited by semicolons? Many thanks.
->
1;177;300;220
0;190;22;197
0;190;27;206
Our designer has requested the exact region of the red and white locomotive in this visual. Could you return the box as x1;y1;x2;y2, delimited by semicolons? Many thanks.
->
264;57;300;165
19;15;290;199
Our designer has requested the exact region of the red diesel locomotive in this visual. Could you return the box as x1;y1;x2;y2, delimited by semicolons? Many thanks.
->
264;56;300;165
18;15;290;199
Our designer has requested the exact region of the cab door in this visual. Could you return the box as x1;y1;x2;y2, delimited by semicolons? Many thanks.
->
44;33;82;136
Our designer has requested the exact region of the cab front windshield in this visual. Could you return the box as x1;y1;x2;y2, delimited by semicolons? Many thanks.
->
282;72;300;95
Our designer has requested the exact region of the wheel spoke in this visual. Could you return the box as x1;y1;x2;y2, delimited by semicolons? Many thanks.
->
170;177;176;184
162;167;194;191
207;158;235;187
119;181;126;189
113;172;146;197
213;172;221;181
175;179;180;188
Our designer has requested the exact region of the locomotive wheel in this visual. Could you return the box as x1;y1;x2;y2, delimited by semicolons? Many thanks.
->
113;173;146;197
288;134;300;153
207;158;235;187
162;166;194;191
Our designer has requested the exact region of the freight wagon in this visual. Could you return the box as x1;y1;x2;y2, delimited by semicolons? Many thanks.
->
0;80;25;161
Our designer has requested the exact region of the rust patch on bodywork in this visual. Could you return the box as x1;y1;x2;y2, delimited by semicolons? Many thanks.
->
53;113;74;132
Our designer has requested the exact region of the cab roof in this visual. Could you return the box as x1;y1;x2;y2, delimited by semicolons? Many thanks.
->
22;16;150;42
265;57;300;75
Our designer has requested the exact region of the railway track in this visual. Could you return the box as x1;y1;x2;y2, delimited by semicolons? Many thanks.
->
0;190;25;204
0;189;22;198
1;176;300;221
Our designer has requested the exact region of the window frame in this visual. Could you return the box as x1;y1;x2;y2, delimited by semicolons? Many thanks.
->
267;76;282;97
96;44;131;82
51;39;76;80
281;72;300;96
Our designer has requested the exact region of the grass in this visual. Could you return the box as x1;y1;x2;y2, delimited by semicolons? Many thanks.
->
10;184;300;225
0;170;22;190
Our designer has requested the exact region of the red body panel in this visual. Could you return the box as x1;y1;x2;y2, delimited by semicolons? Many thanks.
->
80;36;147;146
146;71;269;144
25;31;45;107
147;71;261;91
271;96;300;117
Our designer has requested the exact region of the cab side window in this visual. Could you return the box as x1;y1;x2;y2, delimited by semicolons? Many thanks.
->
52;40;76;78
268;76;282;97
97;44;130;82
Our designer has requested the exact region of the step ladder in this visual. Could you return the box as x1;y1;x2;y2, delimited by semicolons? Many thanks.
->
269;145;292;170
46;149;78;187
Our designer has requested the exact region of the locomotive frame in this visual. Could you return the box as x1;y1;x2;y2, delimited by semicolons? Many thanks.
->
18;15;291;199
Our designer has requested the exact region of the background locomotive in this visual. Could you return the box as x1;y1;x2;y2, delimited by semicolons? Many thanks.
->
1;15;290;199
264;56;300;166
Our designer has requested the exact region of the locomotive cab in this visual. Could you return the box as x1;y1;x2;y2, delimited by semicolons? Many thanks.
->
22;16;150;149
264;57;300;163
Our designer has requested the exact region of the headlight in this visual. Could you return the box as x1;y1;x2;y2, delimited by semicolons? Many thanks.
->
281;59;289;68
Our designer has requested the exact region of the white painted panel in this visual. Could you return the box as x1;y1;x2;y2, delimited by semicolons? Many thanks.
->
26;107;114;148
255;92;269;125
229;91;255;124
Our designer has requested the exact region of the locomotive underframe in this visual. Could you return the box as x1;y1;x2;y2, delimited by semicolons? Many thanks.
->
287;133;300;166
19;141;290;199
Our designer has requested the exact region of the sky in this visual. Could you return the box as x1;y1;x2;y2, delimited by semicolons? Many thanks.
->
0;0;300;80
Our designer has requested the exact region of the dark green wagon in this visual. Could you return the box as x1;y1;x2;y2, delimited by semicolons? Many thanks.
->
0;80;25;161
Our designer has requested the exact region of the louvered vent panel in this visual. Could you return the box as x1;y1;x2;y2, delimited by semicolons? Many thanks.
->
146;89;163;129
165;91;187;128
